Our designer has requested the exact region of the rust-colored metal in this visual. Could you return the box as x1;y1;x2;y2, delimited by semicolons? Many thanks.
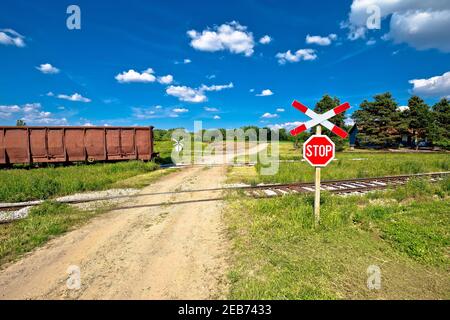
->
0;126;154;165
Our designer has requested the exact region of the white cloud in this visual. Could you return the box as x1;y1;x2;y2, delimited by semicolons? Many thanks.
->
36;63;60;74
256;89;274;97
205;107;219;112
173;108;189;113
166;85;207;103
213;115;221;120
261;112;278;119
157;74;174;85
200;82;234;91
366;39;376;45
57;93;91;103
305;34;337;46
344;1;450;52
276;108;285;112
268;121;303;130
344;117;355;126
397;106;409;112
409;71;450;98
155;105;163;109
132;107;157;119
184;59;192;64
46;91;55;96
0;29;25;47
166;82;233;103
386;9;450;52
0;102;67;125
259;35;272;44
276;49;317;64
187;21;255;56
115;68;156;83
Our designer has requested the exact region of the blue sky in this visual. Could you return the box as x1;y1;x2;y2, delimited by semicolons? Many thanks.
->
1;0;449;130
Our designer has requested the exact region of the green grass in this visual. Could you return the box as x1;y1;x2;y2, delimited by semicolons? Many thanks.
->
0;161;159;202
225;178;450;299
251;147;450;184
0;201;101;266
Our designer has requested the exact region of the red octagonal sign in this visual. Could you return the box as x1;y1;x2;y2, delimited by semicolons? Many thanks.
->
303;135;335;167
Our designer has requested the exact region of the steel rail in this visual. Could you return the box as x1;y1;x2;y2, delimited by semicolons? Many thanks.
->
0;171;448;211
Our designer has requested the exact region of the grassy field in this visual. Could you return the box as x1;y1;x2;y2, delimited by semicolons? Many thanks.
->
225;178;450;299
0;161;160;202
229;142;450;185
0;202;102;266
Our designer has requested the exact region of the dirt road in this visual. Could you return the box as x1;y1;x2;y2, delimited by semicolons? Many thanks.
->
0;165;229;299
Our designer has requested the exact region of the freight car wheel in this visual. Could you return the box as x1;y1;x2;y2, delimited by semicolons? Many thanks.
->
87;157;96;164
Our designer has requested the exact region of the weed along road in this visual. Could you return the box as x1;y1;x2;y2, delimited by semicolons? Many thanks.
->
0;165;230;299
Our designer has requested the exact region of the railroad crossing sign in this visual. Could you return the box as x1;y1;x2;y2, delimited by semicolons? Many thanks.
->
289;99;350;228
290;100;349;139
303;135;335;167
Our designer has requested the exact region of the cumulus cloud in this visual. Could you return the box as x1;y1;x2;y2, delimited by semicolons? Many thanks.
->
0;103;67;125
205;107;219;112
0;28;25;47
261;112;278;119
256;89;274;97
187;21;255;56
166;82;233;103
276;108;285;112
213;115;221;120
344;0;450;52
386;10;450;52
57;93;91;103
305;34;337;46
409;71;450;98
259;35;272;44
36;63;60;74
132;108;156;120
276;49;317;64
166;86;207;103
115;68;156;83
172;108;189;113
200;82;234;91
268;121;303;130
157;74;174;85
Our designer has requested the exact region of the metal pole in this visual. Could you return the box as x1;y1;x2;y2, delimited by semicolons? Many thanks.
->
314;125;321;227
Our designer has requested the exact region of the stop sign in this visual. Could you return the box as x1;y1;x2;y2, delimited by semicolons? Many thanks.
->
303;135;335;167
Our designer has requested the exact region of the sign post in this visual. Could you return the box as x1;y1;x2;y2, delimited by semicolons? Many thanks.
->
290;100;349;227
314;126;321;227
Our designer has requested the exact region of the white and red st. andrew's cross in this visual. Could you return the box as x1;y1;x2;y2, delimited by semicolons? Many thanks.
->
289;100;350;167
289;100;350;139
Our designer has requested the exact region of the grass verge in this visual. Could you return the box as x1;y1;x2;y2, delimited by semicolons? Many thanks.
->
225;178;450;299
0;202;102;266
0;161;160;202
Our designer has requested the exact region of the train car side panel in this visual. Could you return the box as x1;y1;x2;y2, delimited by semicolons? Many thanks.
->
85;128;107;161
65;129;86;162
4;128;29;164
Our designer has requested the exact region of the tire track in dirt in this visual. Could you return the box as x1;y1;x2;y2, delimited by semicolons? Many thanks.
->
0;165;229;299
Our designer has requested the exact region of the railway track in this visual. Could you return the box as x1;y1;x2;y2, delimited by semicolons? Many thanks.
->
242;172;449;198
0;172;448;213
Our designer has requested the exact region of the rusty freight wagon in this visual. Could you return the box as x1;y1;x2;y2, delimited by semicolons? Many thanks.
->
0;126;154;165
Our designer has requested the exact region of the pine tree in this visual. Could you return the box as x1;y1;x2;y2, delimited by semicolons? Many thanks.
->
352;92;401;147
405;96;431;148
314;94;346;151
429;98;450;149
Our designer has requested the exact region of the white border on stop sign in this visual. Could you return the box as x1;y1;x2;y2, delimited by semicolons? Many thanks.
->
302;135;335;167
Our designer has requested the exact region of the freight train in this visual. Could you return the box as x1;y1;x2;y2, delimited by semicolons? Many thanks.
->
0;126;155;166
